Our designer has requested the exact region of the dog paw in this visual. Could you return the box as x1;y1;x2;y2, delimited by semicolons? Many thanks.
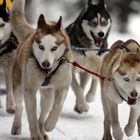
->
39;123;49;139
74;103;89;114
6;104;15;114
31;133;47;140
124;124;134;137
112;124;123;140
45;121;55;132
86;92;95;103
6;108;15;114
11;126;21;135
102;133;113;140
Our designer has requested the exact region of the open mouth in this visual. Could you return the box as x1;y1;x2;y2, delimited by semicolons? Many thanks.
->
40;67;51;76
127;96;137;105
90;31;103;47
36;62;51;76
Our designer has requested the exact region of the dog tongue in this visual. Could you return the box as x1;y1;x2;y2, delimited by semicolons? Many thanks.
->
127;97;137;105
95;37;102;46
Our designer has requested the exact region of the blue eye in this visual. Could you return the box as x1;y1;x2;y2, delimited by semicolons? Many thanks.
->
51;46;58;52
39;45;44;51
124;77;130;82
136;77;140;81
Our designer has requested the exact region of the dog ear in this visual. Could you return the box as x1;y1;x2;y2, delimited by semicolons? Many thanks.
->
37;14;47;29
88;0;93;6
55;16;62;30
2;0;6;9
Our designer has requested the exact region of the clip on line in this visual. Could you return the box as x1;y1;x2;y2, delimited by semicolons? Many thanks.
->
64;57;112;81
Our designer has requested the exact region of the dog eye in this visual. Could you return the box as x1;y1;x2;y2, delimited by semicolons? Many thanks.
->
51;46;58;52
136;77;140;81
101;20;108;26
39;45;44;51
0;23;5;27
89;21;98;27
124;77;130;82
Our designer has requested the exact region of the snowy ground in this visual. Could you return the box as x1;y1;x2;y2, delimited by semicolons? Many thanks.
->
1;15;140;140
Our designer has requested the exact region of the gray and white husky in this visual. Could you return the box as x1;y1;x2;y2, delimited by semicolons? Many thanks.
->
66;0;111;113
0;0;18;113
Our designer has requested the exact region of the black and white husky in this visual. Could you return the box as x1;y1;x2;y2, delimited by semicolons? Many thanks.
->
66;0;111;113
0;0;18;113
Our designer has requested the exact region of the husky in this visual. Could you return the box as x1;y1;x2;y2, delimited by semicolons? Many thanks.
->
0;0;18;113
101;39;140;140
10;0;71;139
66;0;111;113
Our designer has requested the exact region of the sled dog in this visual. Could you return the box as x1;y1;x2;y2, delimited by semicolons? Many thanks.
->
66;0;111;113
10;0;71;139
101;39;140;140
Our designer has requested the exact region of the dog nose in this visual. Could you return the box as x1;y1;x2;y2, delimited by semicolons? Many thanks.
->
130;90;138;98
98;32;104;38
42;61;50;69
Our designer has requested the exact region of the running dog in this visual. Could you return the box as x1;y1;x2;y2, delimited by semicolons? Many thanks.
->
101;39;140;140
0;0;18;113
66;0;111;113
10;0;71;139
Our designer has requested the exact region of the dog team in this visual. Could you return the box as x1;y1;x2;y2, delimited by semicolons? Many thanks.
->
0;0;140;140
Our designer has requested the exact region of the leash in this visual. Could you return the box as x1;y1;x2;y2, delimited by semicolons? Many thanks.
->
72;46;109;53
63;57;113;81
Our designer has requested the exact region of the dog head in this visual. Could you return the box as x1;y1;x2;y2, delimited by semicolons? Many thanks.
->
81;0;111;47
32;14;68;75
113;42;140;105
0;0;11;44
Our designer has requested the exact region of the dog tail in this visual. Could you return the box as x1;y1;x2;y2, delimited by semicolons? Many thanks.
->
10;0;34;43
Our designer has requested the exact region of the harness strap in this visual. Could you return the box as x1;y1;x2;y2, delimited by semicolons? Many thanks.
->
0;32;18;56
41;59;64;86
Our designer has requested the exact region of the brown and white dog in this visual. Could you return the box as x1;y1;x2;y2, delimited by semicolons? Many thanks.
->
10;0;72;139
101;39;140;140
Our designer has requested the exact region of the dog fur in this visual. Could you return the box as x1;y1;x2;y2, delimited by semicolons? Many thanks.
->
101;39;140;140
10;0;72;139
0;0;18;113
66;0;111;113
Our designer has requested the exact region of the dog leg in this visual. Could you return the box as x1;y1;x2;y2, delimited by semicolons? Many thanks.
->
124;107;140;137
5;65;15;114
80;72;89;91
101;87;113;140
86;78;98;103
45;87;68;132
38;88;54;140
107;99;123;140
24;86;44;140
71;70;89;113
137;115;140;136
11;85;23;135
0;98;2;108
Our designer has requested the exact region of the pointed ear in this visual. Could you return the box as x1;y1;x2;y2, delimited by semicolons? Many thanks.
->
37;14;47;29
99;0;105;5
2;0;6;9
88;0;93;6
55;16;62;30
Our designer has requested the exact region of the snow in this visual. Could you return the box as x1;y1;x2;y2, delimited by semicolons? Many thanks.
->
1;15;140;140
